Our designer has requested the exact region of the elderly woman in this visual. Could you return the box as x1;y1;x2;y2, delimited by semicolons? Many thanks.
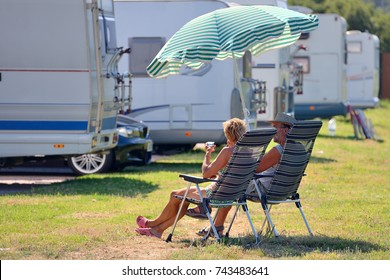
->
134;118;247;238
191;113;297;237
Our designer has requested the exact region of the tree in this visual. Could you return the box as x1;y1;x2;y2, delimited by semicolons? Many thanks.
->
364;0;390;12
372;10;390;51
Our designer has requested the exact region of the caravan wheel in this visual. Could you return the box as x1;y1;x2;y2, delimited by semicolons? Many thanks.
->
67;151;114;175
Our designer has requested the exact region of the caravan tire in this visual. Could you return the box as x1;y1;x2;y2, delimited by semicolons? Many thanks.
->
67;151;114;175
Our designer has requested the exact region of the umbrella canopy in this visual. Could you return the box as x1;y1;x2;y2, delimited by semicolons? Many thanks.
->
147;5;319;78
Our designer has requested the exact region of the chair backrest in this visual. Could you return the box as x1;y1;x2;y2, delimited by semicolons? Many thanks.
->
266;120;322;201
209;128;276;202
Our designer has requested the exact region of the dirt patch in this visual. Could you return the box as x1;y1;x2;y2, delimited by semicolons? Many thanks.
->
61;214;256;260
65;235;185;260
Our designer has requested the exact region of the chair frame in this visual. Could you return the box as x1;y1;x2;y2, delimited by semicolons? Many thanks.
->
244;120;322;238
166;128;276;243
251;179;313;237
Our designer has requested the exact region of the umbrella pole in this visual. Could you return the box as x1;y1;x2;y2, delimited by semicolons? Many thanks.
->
232;53;251;130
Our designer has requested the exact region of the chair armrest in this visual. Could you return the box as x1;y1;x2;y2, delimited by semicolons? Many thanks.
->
179;174;218;184
173;195;202;204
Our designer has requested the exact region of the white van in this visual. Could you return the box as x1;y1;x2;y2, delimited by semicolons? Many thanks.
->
0;0;123;167
291;13;348;119
346;30;380;109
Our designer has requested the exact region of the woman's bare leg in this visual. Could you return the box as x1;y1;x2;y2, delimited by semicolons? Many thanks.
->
214;206;231;227
145;187;204;231
152;200;191;233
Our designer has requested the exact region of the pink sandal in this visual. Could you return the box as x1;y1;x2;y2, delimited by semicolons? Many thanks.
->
136;216;148;228
135;228;162;239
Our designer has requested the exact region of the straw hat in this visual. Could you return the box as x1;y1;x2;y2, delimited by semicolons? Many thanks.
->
271;113;296;127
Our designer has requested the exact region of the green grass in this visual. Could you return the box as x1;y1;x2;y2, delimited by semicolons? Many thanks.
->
1;101;389;260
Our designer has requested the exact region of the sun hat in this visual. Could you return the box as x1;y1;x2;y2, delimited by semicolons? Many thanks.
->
270;113;296;127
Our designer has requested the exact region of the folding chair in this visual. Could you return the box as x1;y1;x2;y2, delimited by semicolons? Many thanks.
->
166;128;276;243
245;120;322;237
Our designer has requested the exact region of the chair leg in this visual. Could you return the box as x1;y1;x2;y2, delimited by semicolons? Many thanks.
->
298;205;313;236
242;204;260;244
225;205;240;238
166;182;192;242
263;205;279;237
259;204;272;235
202;208;221;243
294;196;313;236
259;216;267;235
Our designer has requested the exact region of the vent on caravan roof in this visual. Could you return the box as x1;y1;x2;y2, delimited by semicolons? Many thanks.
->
299;33;310;40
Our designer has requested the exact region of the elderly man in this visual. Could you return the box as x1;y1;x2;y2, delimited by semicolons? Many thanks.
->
188;113;296;237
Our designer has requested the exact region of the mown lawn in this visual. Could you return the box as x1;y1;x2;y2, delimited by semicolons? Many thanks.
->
0;101;389;260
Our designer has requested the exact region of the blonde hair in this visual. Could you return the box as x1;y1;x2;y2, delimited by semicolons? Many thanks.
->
223;118;247;143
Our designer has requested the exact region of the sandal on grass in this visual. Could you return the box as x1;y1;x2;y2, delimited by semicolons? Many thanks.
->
136;216;148;228
196;226;224;238
135;227;162;239
185;205;212;220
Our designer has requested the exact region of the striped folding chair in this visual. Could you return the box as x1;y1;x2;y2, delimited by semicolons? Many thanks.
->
166;128;276;243
245;120;322;237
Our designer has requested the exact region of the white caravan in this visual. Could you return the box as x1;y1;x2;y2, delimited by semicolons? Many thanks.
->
0;0;123;166
346;30;380;109
232;0;303;123
291;13;348;120
114;0;258;147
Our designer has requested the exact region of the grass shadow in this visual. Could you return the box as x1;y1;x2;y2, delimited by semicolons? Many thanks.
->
124;162;201;174
180;234;385;258
257;234;386;258
317;134;359;141
1;162;201;197
309;156;337;164
4;177;159;197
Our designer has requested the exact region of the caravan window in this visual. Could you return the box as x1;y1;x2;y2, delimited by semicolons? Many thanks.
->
293;56;310;73
347;41;362;53
128;37;166;77
99;17;117;54
99;0;114;14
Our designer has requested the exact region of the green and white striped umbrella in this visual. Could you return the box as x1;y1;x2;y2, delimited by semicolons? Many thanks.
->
147;5;319;78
